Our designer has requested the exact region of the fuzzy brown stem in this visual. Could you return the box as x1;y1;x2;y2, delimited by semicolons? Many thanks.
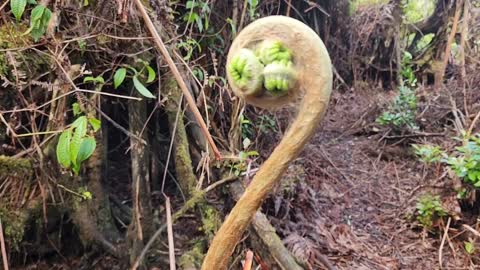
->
202;16;332;269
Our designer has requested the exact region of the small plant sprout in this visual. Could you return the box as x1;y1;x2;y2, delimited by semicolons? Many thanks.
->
376;86;418;129
56;104;101;175
416;193;447;228
445;133;480;188
464;240;475;255
113;59;157;99
412;144;445;164
22;3;52;41
227;150;259;176
83;75;105;91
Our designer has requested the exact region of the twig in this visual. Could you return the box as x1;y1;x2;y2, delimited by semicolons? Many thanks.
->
462;224;480;238
132;0;222;160
435;0;463;90
467;110;480;136
165;196;177;270
460;0;470;117
0;217;9;270
439;217;452;269
0;1;9;12
286;0;292;16
384;132;445;139
319;146;354;186
242;250;254;270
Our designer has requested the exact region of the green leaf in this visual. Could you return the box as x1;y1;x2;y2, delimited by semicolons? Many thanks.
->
145;65;156;83
83;76;104;85
11;0;27;21
132;76;155;99
70;116;88;166
81;191;92;200
465;241;475;254
114;68;127;89
30;27;44;42
76;137;96;164
88;117;101;132
41;7;51;24
27;0;37;4
72;102;81;116
56;130;72;168
30;4;45;22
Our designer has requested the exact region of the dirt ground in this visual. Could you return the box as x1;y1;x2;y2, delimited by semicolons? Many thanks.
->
10;87;478;270
265;87;475;270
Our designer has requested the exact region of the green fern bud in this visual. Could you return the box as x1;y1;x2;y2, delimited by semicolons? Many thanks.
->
228;48;264;95
263;60;296;95
256;40;293;65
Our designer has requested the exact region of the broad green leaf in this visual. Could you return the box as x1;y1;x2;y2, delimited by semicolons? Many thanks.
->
132;76;155;99
70;116;87;166
88;117;101;132
30;4;45;22
145;65;156;83
72;103;81;116
31;28;45;41
11;0;27;21
71;116;87;132
27;0;36;4
95;76;105;84
113;68;126;89
76;137;96;164
41;7;51;24
56;130;72;168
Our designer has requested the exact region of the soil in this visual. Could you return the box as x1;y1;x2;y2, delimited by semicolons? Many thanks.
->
263;86;475;270
11;86;477;270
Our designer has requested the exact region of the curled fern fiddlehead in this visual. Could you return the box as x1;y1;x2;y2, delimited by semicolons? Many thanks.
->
256;40;293;64
263;59;296;95
227;40;296;98
227;48;264;95
203;16;333;270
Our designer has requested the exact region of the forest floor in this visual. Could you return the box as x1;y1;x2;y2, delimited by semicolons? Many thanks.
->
267;86;472;270
11;87;476;270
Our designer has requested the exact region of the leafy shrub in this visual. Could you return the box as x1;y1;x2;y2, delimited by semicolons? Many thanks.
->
413;133;480;188
376;86;417;129
416;194;447;228
412;144;444;164
445;133;480;187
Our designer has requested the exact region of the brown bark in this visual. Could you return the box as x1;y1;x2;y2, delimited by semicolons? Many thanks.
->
434;0;463;89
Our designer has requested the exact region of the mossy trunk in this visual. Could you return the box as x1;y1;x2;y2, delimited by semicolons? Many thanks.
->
164;78;198;197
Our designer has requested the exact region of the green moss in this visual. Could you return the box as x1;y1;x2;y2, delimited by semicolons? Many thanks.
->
0;155;32;177
0;22;51;82
164;78;198;196
178;239;206;269
0;207;28;250
200;204;221;240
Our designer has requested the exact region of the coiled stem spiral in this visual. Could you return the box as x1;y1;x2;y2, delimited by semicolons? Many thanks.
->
202;16;332;269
